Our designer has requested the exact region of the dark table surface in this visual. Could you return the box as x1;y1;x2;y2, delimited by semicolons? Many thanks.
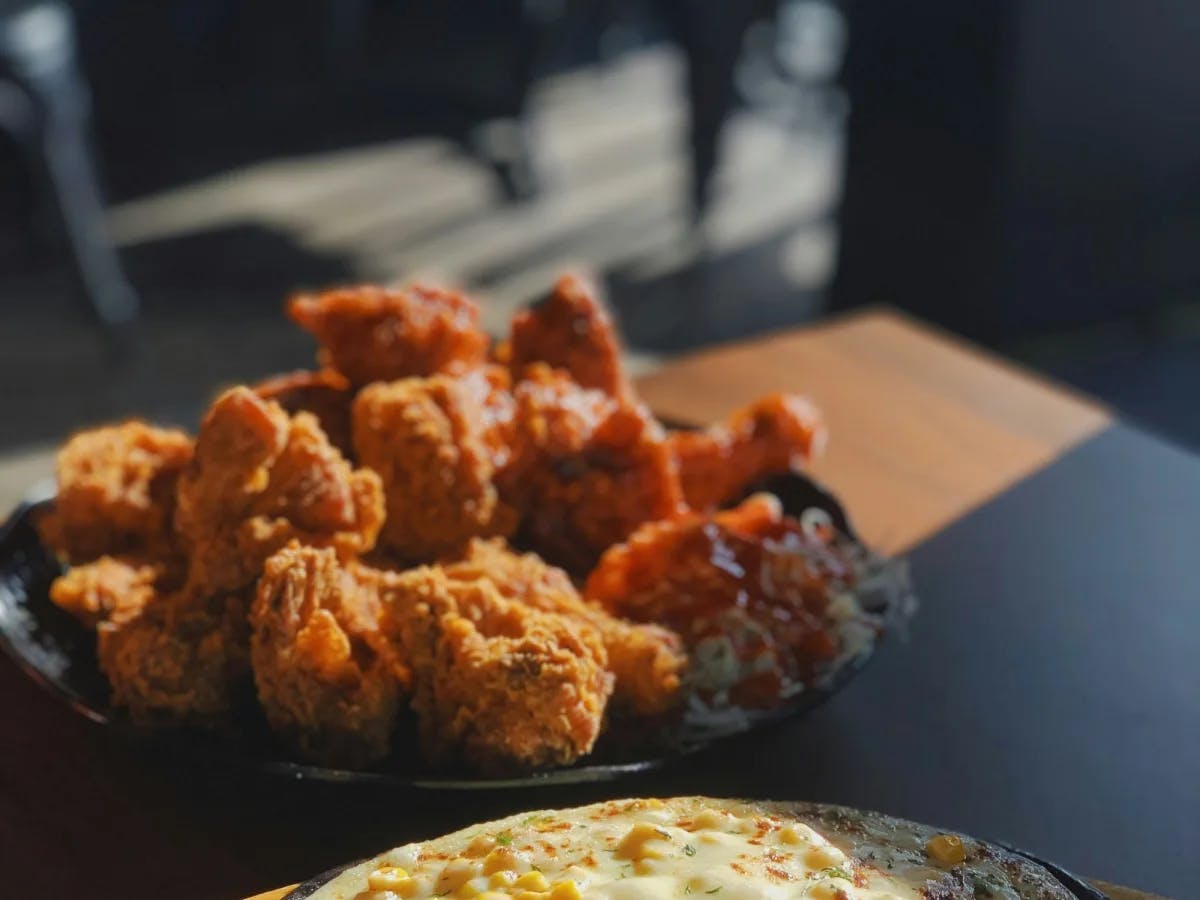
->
2;315;1193;899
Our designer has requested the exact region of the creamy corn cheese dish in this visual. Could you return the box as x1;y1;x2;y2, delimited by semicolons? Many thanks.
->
306;798;1072;900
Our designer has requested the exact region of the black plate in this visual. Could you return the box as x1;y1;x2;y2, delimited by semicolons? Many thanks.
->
0;471;913;789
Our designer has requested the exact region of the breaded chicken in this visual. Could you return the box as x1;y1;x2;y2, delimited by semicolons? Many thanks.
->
380;567;612;773
49;555;181;629
507;273;630;398
176;387;384;596
38;422;192;563
251;544;406;766
501;365;684;573
669;393;826;510
288;284;489;386
444;539;685;717
353;376;516;562
253;368;355;459
97;587;251;724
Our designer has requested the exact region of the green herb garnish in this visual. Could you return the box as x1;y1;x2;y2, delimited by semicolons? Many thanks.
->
683;844;698;857
495;832;513;846
817;867;852;881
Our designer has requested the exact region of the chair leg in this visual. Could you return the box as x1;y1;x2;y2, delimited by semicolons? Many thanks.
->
4;3;139;342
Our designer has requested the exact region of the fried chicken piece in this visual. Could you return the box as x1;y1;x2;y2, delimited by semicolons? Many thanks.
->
97;587;251;724
49;555;181;629
353;376;516;562
669;393;826;510
586;494;853;708
251;544;407;766
444;539;685;717
176;387;384;596
380;567;612;773
253;369;355;459
507;273;630;399
501;365;684;573
287;284;489;386
38;422;192;563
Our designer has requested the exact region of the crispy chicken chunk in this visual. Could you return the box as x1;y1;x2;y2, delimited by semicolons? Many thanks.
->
38;422;192;563
353;376;516;562
97;587;251;724
507;273;630;398
176;387;384;596
253;369;355;459
49;555;181;629
669;393;826;510
288;284;489;386
251;544;406;766
444;539;685;717
380;567;612;773
501;365;684;573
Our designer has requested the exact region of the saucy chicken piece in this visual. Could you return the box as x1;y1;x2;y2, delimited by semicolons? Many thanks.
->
176;387;384;596
586;494;857;708
251;544;406;766
380;566;612;773
669;393;826;510
444;539;685;717
38;422;192;563
49;555;181;630
288;284;489;386
253;368;355;459
353;376;516;562
501;365;684;573
507;273;630;399
97;587;251;724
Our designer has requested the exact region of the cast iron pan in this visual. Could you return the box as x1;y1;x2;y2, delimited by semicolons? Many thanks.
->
277;825;1108;899
0;471;912;789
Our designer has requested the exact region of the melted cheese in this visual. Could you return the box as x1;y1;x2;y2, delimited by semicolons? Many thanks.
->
312;798;1071;900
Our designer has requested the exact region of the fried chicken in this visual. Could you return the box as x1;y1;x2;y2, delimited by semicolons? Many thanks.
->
250;544;406;766
97;587;251;724
49;555;181;629
287;284;489;386
253;369;355;459
501;364;684;573
176;387;385;596
38;422;192;563
507;273;630;399
444;539;685;717
380;566;612;773
586;494;851;708
353;376;516;562
669;393;826;510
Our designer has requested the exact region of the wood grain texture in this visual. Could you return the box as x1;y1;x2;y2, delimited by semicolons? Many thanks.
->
636;308;1111;554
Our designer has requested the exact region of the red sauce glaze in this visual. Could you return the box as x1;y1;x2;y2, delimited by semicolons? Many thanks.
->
587;496;862;708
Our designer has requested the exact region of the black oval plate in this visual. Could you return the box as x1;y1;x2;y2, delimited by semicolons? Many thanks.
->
0;471;913;789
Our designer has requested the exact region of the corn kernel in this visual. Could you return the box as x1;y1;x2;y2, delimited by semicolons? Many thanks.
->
476;892;509;900
515;892;547;900
808;883;841;900
926;834;965;866
779;826;802;845
514;871;549;891
488;870;518;888
438;859;480;893
367;866;410;892
805;843;847;869
460;876;490;898
483;848;525;875
549;880;582;900
466;835;497;858
693;809;726;830
615;822;671;861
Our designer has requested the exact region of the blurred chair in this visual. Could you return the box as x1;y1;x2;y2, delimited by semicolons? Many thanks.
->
0;0;138;340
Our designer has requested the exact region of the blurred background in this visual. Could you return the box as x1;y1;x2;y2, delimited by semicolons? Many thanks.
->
3;0;1200;460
